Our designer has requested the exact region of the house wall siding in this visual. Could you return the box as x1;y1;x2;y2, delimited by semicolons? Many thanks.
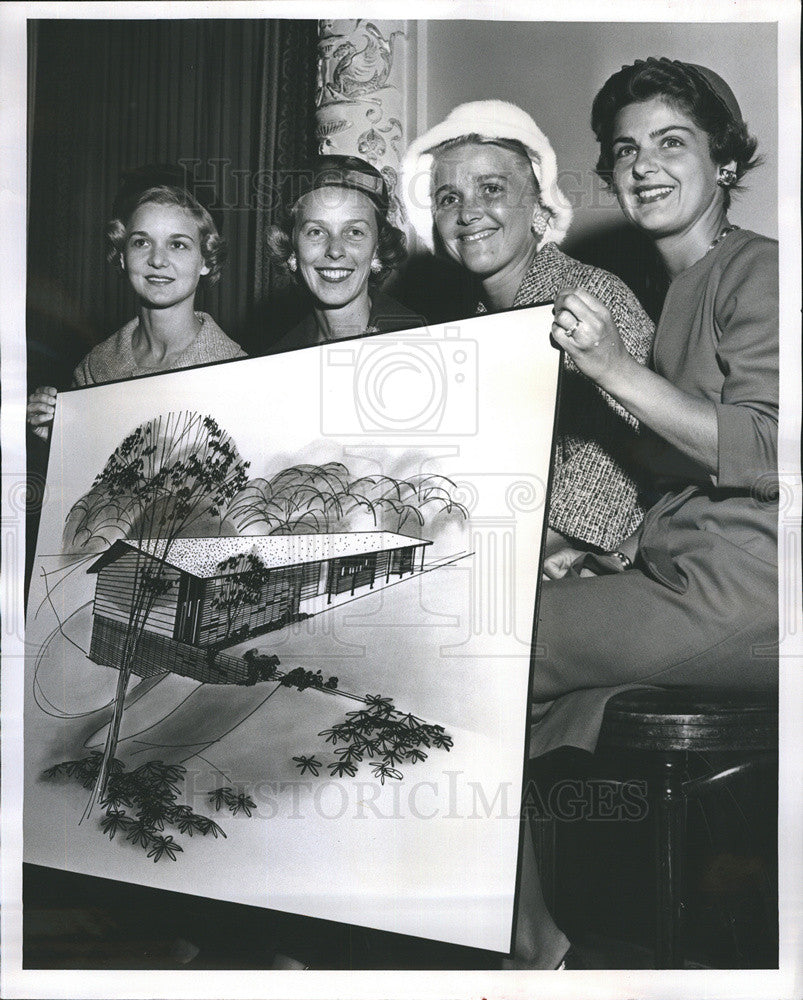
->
93;551;181;638
300;560;323;599
197;564;302;646
375;549;390;582
89;614;252;685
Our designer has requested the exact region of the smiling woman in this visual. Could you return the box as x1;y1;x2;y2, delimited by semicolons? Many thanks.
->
519;59;778;967
610;99;737;252
265;155;425;349
401;102;655;555
121;202;211;311
294;188;380;313
26;184;245;440
432;141;540;294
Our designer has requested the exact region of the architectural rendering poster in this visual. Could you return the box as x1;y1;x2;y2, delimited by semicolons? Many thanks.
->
2;4;800;1000
23;309;560;953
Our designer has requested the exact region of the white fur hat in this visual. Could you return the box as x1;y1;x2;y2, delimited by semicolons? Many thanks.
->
400;99;574;253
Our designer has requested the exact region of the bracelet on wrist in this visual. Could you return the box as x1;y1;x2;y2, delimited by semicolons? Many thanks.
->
610;550;633;571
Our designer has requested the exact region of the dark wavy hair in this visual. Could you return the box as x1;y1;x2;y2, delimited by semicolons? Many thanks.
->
106;185;227;285
591;58;761;208
265;201;407;286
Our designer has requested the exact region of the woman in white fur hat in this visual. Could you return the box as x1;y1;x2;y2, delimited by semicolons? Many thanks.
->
401;99;660;969
401;101;655;570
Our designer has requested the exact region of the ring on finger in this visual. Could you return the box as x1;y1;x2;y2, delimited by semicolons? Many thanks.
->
568;318;581;336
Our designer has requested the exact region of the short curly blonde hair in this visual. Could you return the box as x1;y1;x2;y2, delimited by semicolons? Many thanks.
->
105;185;227;285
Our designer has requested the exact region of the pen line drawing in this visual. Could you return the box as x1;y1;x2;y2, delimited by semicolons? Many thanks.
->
33;408;468;858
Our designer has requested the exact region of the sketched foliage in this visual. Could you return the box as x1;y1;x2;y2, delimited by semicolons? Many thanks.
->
64;413;250;552
210;552;273;643
293;694;453;783
42;755;233;861
207;787;257;817
227;462;468;536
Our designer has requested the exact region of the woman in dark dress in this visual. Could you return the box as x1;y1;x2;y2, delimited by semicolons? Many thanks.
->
519;58;777;968
541;58;777;722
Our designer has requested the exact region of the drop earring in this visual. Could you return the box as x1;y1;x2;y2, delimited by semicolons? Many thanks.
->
287;252;297;273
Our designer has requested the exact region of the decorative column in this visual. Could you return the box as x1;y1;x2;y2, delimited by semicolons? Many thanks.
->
315;19;416;226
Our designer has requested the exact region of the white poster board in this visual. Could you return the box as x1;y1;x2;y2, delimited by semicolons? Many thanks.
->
23;309;560;953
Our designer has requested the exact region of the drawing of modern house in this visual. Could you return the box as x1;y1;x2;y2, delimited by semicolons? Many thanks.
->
86;532;431;684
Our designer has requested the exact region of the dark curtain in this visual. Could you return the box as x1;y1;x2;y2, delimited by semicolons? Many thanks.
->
27;18;318;390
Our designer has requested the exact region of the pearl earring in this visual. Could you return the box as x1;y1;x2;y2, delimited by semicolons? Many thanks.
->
287;253;297;273
531;209;548;238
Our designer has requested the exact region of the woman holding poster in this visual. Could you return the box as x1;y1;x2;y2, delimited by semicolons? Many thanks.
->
26;183;244;440
514;58;777;969
543;58;778;706
400;101;655;559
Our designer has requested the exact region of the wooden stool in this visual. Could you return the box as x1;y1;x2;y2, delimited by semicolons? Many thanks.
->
596;686;778;968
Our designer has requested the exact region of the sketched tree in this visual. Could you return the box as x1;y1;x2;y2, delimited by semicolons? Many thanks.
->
66;412;250;812
227;462;468;537
209;552;273;643
226;462;351;534
348;473;468;534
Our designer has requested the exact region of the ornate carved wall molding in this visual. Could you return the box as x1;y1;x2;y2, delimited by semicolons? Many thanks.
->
315;19;416;226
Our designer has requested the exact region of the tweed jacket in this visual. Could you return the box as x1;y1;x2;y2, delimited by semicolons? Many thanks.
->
479;243;655;549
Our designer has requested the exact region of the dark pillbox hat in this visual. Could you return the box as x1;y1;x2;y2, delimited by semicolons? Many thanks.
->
112;163;224;232
684;62;745;125
647;57;746;126
294;155;390;217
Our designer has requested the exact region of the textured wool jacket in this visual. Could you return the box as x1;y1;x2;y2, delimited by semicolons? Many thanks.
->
477;243;655;550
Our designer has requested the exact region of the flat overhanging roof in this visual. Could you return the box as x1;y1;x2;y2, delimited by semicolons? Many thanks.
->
88;532;431;579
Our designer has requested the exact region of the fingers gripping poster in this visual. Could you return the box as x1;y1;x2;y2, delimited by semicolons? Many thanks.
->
24;308;560;953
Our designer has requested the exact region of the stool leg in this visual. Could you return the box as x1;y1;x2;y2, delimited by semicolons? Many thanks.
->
529;813;556;914
655;755;686;968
